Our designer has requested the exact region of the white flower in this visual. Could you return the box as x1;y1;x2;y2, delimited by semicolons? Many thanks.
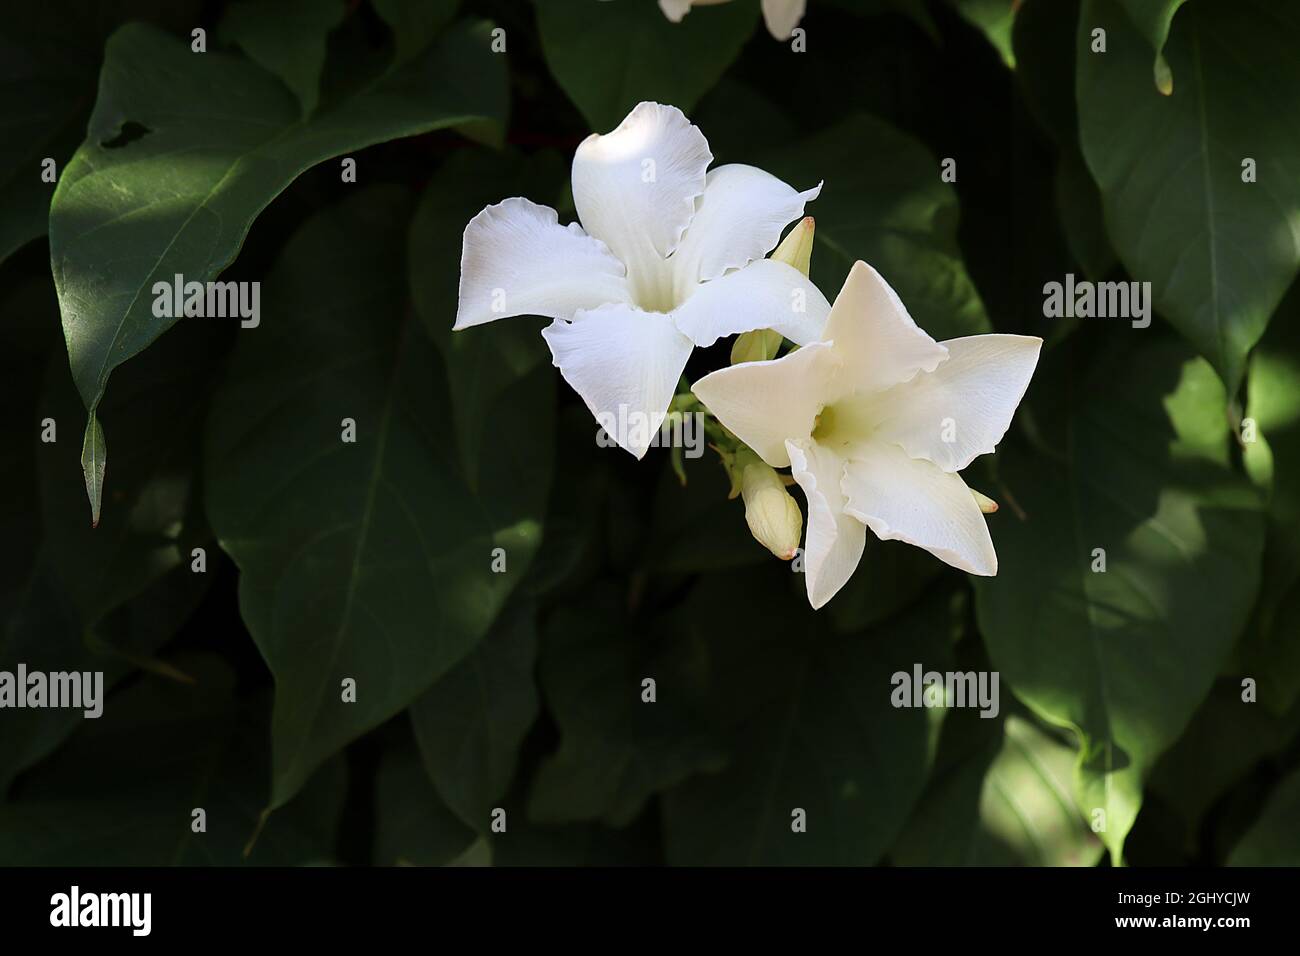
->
692;261;1042;609
455;101;827;458
659;0;807;40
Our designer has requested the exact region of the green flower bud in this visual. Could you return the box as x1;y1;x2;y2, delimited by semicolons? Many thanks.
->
730;327;783;365
770;215;814;277
737;448;802;560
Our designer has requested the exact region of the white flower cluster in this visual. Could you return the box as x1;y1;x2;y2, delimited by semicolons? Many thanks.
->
455;103;1041;609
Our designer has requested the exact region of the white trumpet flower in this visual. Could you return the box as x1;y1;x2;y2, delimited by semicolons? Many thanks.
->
658;0;807;40
693;261;1042;609
455;101;828;458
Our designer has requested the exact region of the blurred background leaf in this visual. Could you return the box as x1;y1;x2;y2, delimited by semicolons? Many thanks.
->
0;656;345;865
533;0;758;132
662;572;959;865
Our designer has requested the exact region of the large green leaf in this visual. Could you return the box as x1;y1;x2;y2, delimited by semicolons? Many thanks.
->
49;17;506;518
0;657;345;865
1227;767;1300;866
204;187;552;810
974;340;1265;864
1077;0;1300;392
1115;0;1189;93
893;710;1105;866
761;114;990;343
533;0;758;132
662;572;957;865
410;602;540;831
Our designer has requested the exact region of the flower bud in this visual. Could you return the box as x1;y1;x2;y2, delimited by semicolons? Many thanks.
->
737;448;802;560
770;216;815;277
730;327;783;364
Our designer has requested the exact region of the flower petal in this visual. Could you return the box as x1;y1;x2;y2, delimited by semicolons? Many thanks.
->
455;198;632;330
786;438;866;609
823;260;948;397
673;258;831;350
692;341;839;468
657;0;693;20
541;304;693;460
669;164;821;293
841;440;997;575
571;102;712;298
871;334;1043;472
761;0;806;39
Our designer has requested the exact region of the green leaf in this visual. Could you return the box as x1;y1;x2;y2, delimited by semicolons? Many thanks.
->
50;17;506;514
949;0;1019;68
761;114;991;342
1227;767;1300;866
1077;0;1300;392
410;602;541;831
78;414;104;528
219;0;347;115
204;187;552;811
374;739;478;866
1115;0;1189;93
974;340;1265;864
0;657;345;865
0;1;199;266
893;710;1105;866
662;572;958;865
527;586;727;827
533;0;758;132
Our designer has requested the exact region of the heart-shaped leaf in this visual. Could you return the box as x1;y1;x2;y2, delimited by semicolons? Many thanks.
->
204;186;552;810
50;17;506;518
